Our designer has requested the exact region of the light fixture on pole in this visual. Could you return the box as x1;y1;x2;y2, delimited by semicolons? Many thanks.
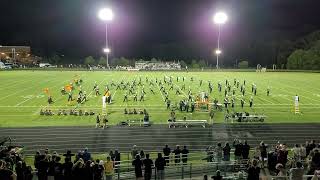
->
98;8;113;68
213;11;228;69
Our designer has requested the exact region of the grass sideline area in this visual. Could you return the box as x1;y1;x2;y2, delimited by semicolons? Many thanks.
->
1;70;320;127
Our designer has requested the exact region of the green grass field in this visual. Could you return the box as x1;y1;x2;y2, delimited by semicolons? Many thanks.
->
1;70;320;127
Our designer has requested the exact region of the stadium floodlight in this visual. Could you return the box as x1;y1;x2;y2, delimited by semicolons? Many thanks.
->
215;49;222;55
213;11;228;69
103;48;111;53
98;8;114;21
213;12;228;24
98;8;113;68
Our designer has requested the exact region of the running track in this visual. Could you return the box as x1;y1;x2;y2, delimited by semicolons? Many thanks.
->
1;123;320;155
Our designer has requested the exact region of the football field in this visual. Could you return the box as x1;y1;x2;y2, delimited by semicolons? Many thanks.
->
1;70;320;127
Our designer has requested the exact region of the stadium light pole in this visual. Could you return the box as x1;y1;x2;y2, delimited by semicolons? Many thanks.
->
213;12;228;69
103;48;111;64
98;8;113;68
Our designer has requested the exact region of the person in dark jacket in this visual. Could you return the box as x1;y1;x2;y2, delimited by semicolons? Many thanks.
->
132;155;143;179
155;153;166;180
259;142;268;167
53;156;64;180
242;141;250;159
62;157;73;180
163;145;171;164
72;158;85;180
114;149;121;173
83;160;93;180
181;146;189;164
233;139;243;160
173;145;181;165
143;154;153;180
247;159;260;180
34;151;41;170
223;143;231;161
37;155;49;180
92;160;104;180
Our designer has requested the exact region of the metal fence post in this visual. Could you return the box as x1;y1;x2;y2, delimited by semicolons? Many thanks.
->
189;163;192;179
181;165;184;179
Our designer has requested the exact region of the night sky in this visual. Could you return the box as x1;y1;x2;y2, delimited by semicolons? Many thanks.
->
1;0;320;63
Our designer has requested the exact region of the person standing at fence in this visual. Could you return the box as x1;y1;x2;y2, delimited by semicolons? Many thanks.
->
163;145;171;165
143;154;153;180
223;143;231;161
114;149;121;173
104;156;114;180
259;141;268;167
132;145;139;159
242;141;250;159
181;146;189;164
216;143;223;162
173;145;181;165
155;153;166;180
132;155;143;180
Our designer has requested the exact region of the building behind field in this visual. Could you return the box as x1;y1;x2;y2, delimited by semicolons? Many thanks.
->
135;60;181;70
0;45;37;64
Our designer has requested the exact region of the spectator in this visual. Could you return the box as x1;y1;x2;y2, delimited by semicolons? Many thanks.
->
289;161;304;180
72;158;85;180
277;145;288;167
37;155;49;180
203;174;208;180
259;141;268;166
104;156;114;180
312;149;320;168
173;145;181;164
247;159;260;180
47;155;55;180
216;143;223;162
242;140;250;159
83;160;93;180
143;154;153;180
114;149;121;173
211;170;223;180
62;156;73;180
63;150;75;160
310;140;316;150
109;150;115;161
92;160;104;180
53;156;64;180
292;144;301;162
83;147;92;162
75;150;84;163
34;151;41;170
0;160;17;180
155;153;166;180
223;143;231;161
206;146;214;162
306;141;312;156
234;139;243;160
140;150;145;159
132;155;143;180
275;163;286;180
181;146;189;164
300;144;307;161
15;161;23;180
163;145;171;164
132;145;139;159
